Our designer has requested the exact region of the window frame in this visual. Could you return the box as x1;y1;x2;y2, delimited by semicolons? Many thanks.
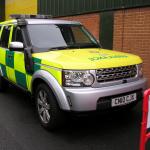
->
0;25;13;49
0;25;4;39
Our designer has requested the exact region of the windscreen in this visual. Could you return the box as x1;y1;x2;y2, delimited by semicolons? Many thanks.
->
27;24;100;52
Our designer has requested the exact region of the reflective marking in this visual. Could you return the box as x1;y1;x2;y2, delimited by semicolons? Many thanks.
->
147;96;150;129
34;63;62;71
0;65;3;76
89;55;128;61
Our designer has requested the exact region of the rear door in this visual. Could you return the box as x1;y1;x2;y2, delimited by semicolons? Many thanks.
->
0;25;12;79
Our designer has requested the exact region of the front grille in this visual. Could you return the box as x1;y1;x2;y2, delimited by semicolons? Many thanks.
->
96;65;137;83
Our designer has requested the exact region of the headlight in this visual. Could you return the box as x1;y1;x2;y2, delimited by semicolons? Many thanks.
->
137;64;143;78
62;70;94;87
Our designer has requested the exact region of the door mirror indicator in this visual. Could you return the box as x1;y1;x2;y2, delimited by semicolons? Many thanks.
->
9;42;24;49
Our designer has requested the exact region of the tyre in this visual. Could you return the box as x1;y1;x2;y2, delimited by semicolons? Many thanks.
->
35;83;65;130
0;76;8;92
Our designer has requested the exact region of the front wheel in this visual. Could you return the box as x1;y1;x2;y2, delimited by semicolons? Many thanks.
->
35;83;65;130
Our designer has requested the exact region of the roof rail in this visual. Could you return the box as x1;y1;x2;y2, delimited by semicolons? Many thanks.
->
10;14;53;19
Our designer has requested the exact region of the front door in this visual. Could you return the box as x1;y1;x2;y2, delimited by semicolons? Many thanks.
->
8;26;28;89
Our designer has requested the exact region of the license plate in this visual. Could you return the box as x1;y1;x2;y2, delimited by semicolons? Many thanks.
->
111;93;137;107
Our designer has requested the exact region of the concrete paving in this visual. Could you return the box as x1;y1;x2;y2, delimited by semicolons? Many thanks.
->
0;86;149;150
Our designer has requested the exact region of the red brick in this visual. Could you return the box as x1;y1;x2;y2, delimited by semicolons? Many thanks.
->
113;7;150;87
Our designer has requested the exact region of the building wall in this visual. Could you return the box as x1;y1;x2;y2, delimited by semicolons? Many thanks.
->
113;7;150;86
5;0;37;20
59;13;100;40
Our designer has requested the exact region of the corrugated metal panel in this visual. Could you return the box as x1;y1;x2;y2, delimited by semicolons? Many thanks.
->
124;0;150;8
0;0;5;21
38;0;150;17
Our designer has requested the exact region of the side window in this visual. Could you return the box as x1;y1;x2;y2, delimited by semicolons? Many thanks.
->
60;26;74;44
12;26;23;43
72;27;90;44
0;26;11;48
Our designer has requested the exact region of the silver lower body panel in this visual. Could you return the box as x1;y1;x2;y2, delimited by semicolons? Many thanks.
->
63;78;147;111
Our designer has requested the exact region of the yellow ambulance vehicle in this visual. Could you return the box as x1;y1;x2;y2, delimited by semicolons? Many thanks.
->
0;15;147;130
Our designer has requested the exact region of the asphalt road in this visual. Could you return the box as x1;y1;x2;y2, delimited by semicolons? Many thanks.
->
0;86;150;150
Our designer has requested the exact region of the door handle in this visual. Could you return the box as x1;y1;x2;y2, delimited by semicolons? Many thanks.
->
7;54;13;59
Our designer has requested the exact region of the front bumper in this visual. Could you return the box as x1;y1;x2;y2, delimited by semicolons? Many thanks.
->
63;78;147;111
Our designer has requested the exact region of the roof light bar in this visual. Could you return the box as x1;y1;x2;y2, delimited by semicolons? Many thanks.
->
10;14;52;19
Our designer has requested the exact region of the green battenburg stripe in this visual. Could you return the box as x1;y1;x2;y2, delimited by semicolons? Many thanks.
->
15;70;27;89
32;57;41;72
0;64;7;78
6;51;14;68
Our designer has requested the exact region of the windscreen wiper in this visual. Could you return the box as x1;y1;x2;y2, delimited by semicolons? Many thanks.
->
50;46;68;50
79;43;100;48
49;45;78;50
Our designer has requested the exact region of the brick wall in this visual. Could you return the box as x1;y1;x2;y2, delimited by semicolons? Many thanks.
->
58;13;100;40
113;7;150;87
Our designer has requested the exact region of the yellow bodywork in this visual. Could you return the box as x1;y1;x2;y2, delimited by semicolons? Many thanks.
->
32;48;142;70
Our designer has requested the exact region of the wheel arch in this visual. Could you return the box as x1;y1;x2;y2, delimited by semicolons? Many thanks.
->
31;70;70;111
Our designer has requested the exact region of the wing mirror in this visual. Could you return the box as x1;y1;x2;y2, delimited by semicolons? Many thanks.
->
9;42;24;50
